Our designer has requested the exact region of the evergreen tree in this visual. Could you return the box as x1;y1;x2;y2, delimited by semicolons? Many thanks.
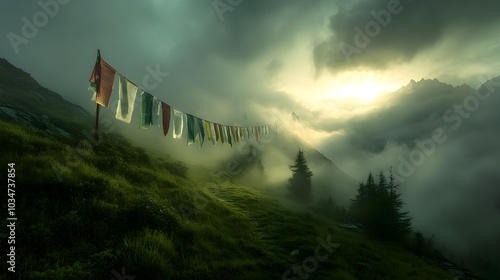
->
350;172;378;229
287;149;313;202
372;172;391;237
376;170;387;196
350;182;367;223
388;168;412;239
349;168;412;242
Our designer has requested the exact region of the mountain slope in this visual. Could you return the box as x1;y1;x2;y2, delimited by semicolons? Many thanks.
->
0;118;454;279
0;58;93;136
0;58;464;279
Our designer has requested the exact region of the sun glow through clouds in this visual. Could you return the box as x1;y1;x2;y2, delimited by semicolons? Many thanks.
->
333;80;387;102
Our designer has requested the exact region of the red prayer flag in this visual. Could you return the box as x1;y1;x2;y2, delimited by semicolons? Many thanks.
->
89;58;117;108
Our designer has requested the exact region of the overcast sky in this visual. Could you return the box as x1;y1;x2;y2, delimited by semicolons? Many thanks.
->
2;0;500;277
1;0;500;129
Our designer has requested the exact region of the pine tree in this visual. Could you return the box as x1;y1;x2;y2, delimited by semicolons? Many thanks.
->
372;172;391;237
376;170;387;196
355;172;378;229
349;169;412;242
366;172;376;198
287;149;313;202
350;182;366;223
387;168;412;240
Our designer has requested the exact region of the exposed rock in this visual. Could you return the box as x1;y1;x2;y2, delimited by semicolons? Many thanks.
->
0;106;70;138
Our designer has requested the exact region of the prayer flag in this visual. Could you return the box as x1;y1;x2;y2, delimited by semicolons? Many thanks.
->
187;114;196;145
89;58;116;108
226;125;232;146
140;92;154;129
152;97;161;126
172;109;184;139
213;123;220;143
217;124;227;144
161;102;171;136
204;120;212;142
196;117;205;147
115;75;139;123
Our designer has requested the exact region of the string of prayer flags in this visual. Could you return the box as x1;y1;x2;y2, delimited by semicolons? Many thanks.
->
87;53;280;148
116;75;139;123
89;57;117;108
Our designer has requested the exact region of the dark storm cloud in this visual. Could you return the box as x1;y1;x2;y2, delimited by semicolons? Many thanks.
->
314;0;500;73
207;1;325;61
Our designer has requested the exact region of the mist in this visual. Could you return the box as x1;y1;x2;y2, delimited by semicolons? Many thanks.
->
315;77;500;277
2;0;500;278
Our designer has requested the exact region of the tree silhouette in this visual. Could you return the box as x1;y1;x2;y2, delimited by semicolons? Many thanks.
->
350;168;412;241
287;149;313;202
387;168;412;239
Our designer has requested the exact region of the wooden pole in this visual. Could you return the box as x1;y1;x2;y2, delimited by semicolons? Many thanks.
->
94;49;101;142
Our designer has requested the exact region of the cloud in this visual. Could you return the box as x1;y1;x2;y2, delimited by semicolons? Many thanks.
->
313;0;500;73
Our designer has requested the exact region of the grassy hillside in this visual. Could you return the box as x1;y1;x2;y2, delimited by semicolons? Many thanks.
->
0;118;453;280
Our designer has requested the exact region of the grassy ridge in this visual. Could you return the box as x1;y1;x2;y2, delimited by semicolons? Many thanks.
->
0;119;452;279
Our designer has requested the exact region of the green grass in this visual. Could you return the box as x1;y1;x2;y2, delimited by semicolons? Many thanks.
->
0;119;453;279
